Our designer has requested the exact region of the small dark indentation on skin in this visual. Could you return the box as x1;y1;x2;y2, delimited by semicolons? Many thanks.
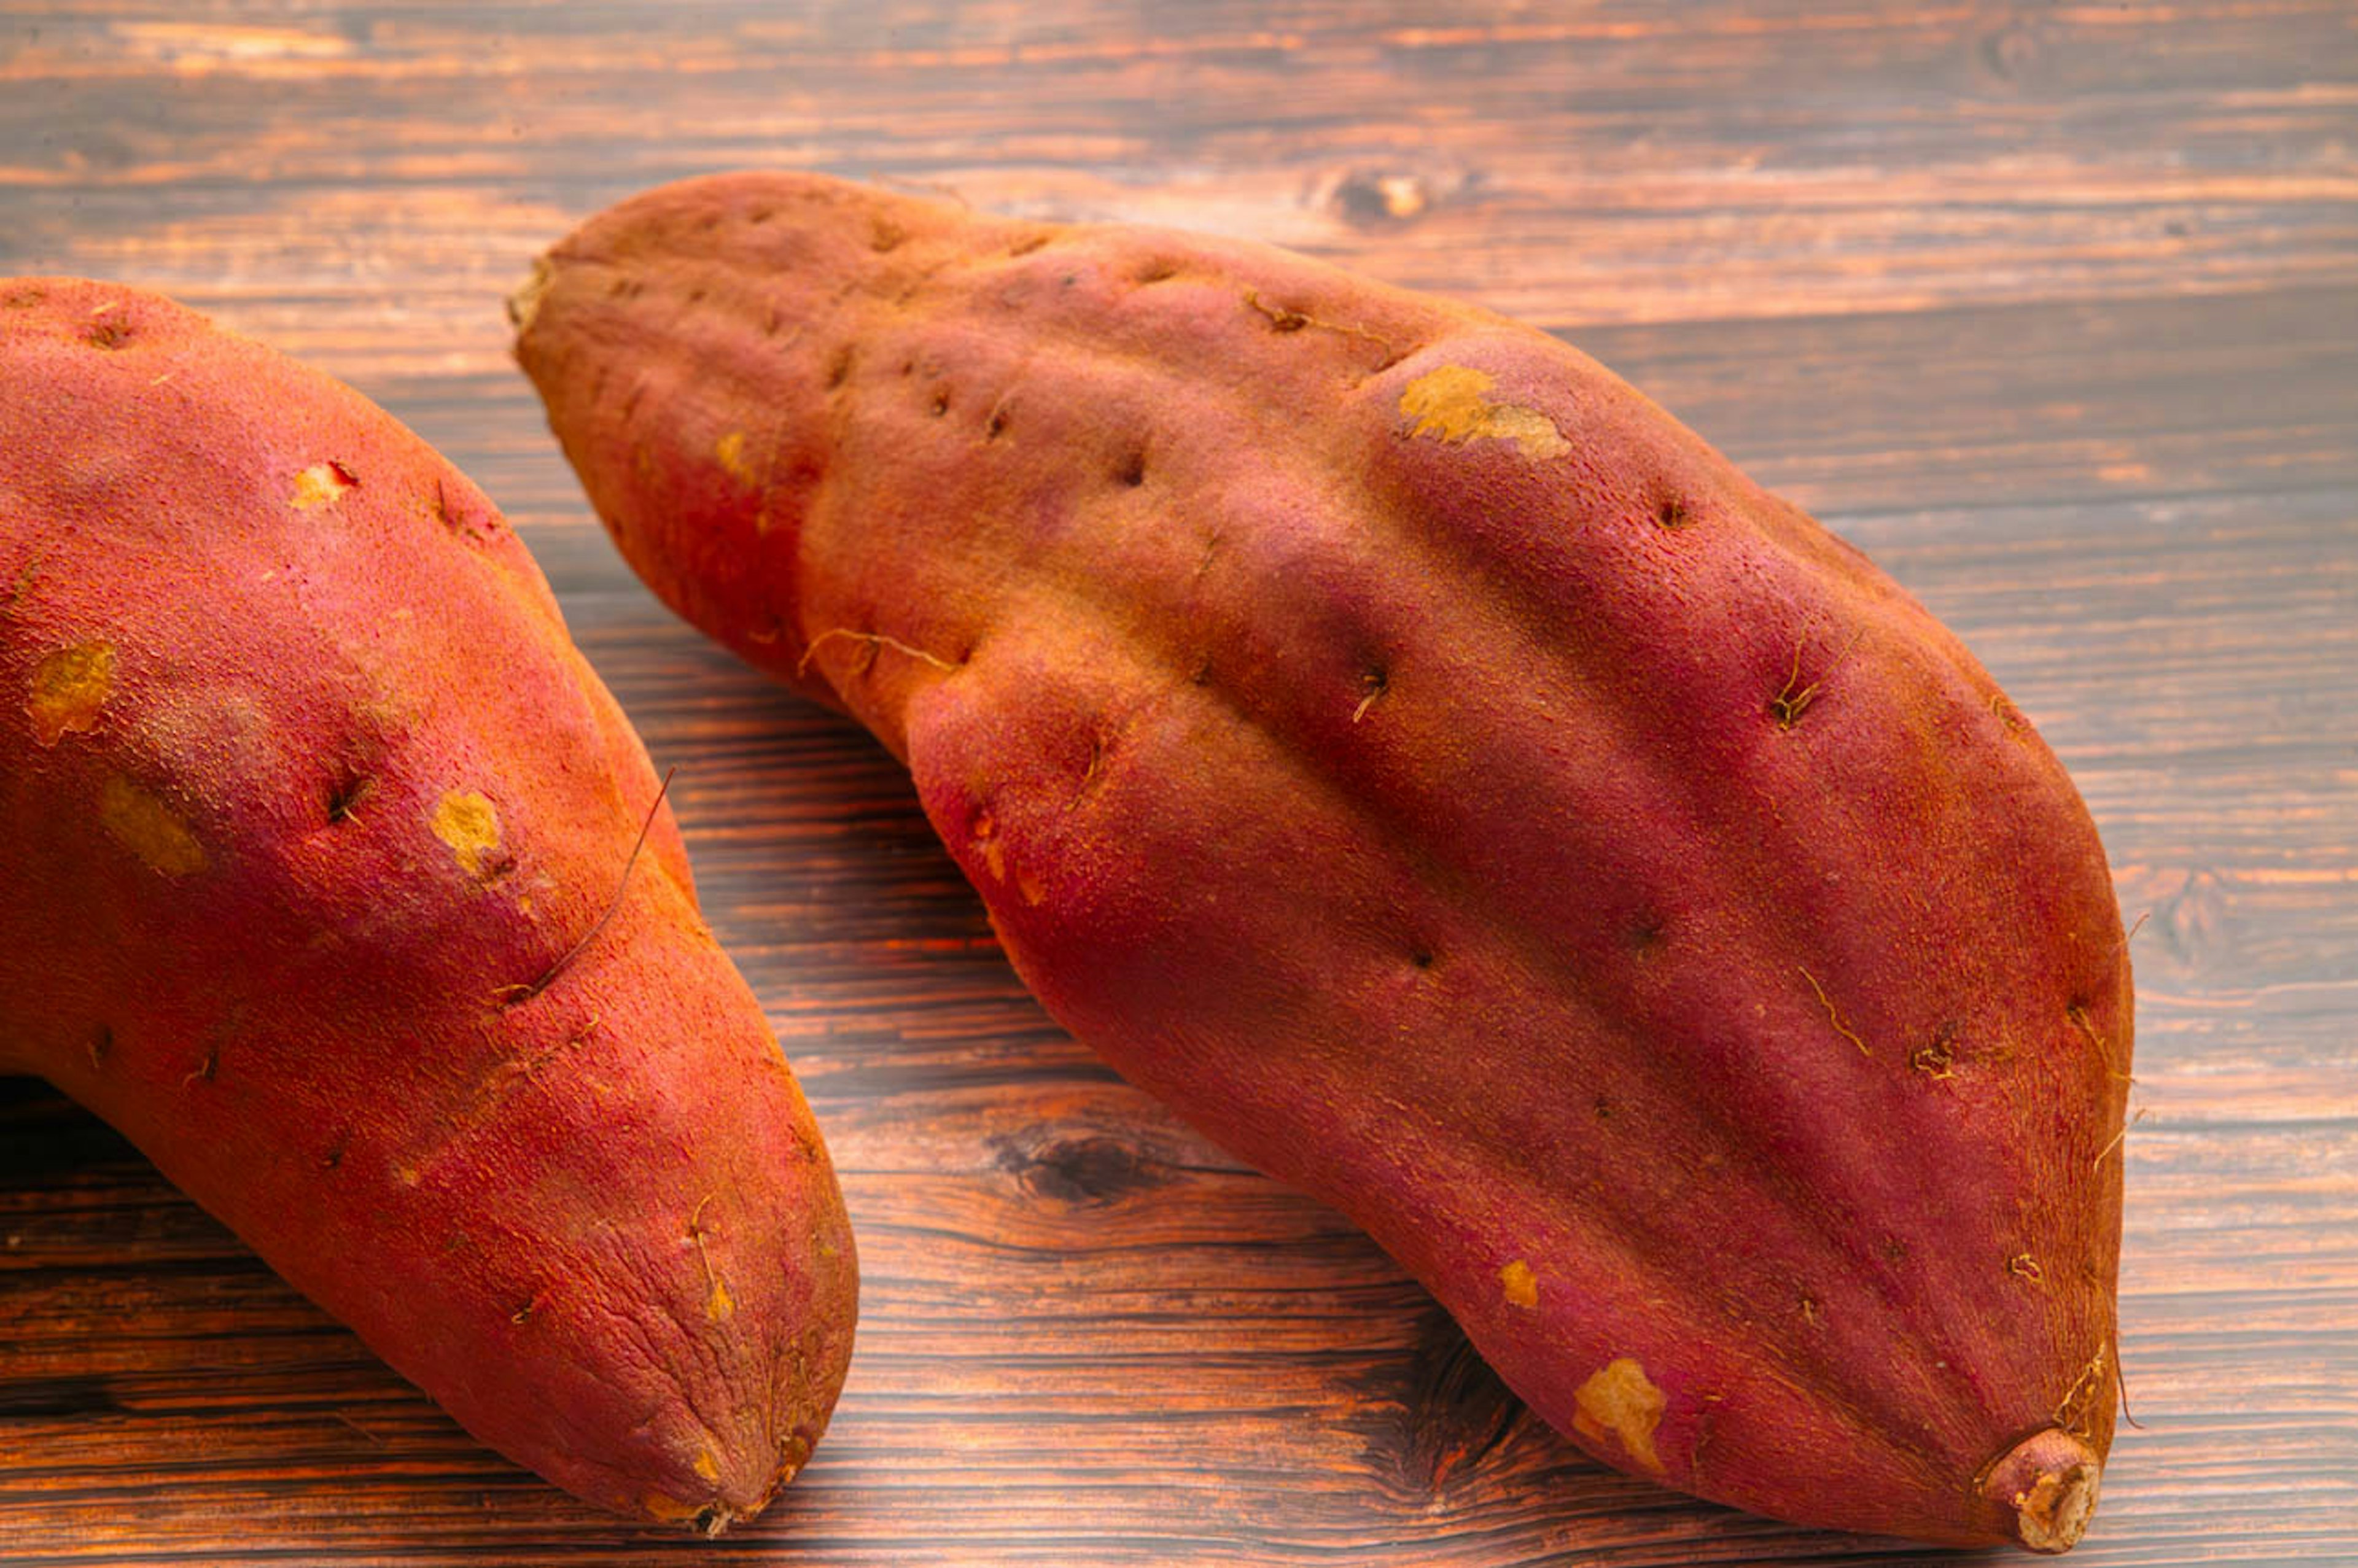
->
185;1047;218;1087
1263;301;1310;332
827;346;854;390
1353;664;1388;721
984;406;1008;440
1769;644;1823;729
696;213;721;233
871;220;906;253
900;358;916;377
325;772;375;825
749;207;775;225
994;1131;1164;1206
1593;1095;1613;1120
1118;449;1148;487
1062;273;1081;289
1138;260;1179;284
687;287;707;305
1626;914;1667;953
2;287;46;309
1655;495;1693;529
321;1138;346;1172
1189;654;1213;686
930;388;951;417
87;318;133;350
1410;947;1436;971
1009;232;1051;257
1881;1236;1908;1264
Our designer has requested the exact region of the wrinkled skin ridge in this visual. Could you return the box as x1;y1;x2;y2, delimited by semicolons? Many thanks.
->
0;278;857;1530
512;174;2131;1551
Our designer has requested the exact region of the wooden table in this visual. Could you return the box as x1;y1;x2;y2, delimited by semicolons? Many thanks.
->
3;4;2353;1563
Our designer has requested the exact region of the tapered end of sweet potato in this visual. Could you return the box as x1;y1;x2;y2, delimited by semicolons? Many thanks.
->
1978;1429;2103;1553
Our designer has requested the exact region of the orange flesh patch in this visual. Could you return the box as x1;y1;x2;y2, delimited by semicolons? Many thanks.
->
1500;1259;1539;1308
98;774;206;876
290;460;358;510
1572;1356;1667;1472
28;640;114;744
1399;365;1571;459
430;790;501;876
715;430;757;486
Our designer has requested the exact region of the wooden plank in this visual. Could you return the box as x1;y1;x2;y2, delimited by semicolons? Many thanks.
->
4;1;2354;359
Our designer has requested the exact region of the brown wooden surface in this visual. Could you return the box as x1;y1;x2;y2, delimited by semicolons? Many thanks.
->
2;2;2354;1563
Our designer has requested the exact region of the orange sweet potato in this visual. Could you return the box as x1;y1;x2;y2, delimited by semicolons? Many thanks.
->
513;174;2132;1551
0;278;855;1531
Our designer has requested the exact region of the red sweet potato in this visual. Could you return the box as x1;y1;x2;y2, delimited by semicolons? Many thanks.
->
512;174;2133;1551
0;278;855;1531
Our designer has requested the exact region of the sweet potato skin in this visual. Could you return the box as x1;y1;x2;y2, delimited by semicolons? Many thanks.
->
514;174;2131;1550
0;278;855;1529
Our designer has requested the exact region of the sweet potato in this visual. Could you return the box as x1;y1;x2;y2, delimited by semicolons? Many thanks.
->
0;278;855;1531
512;174;2132;1551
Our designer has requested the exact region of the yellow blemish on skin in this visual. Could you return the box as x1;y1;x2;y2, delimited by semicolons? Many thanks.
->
1572;1357;1667;1473
291;460;358;510
973;811;1005;880
715;430;757;486
99;775;206;876
28;640;115;745
693;1450;722;1484
638;1489;704;1524
1016;867;1045;906
1399;365;1571;460
1500;1259;1539;1308
430;790;501;876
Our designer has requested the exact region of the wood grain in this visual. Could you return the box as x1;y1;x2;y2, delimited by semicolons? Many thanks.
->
2;1;2354;1563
